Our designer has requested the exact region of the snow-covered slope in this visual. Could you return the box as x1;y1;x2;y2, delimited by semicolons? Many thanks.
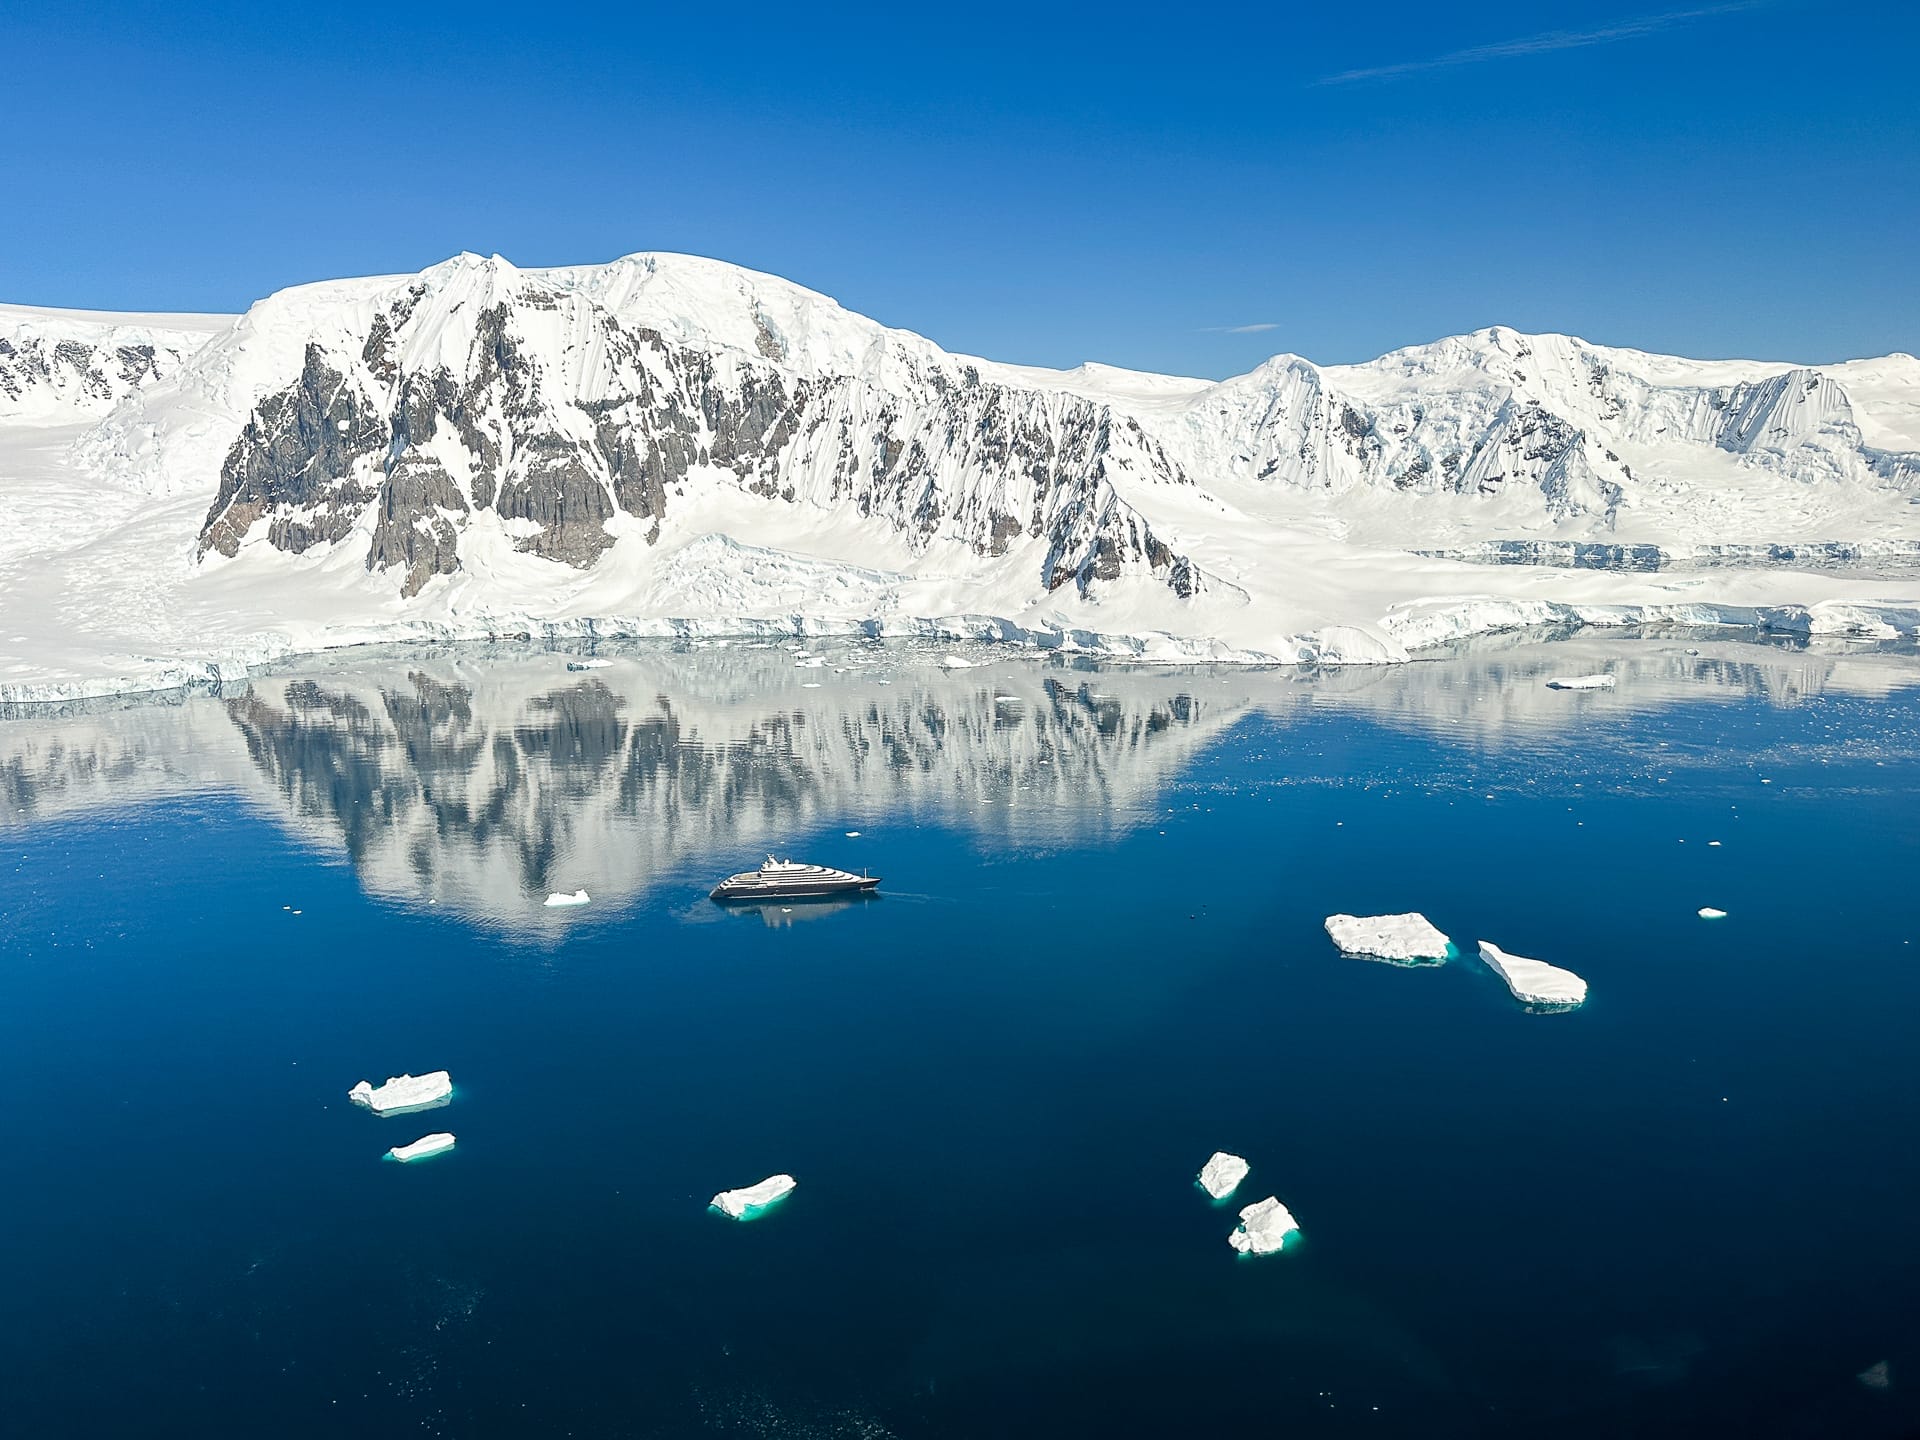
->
3;251;1919;701
0;303;229;420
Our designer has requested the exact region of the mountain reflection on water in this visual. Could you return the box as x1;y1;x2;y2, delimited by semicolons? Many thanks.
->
5;631;1920;934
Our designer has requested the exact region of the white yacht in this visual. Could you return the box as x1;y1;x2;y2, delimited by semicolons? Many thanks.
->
709;855;880;903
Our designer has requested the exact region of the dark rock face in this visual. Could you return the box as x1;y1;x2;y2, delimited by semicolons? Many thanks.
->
201;345;385;558
194;270;1210;603
0;330;201;412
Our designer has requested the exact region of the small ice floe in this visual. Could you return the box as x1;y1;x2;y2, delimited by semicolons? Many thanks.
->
566;658;612;671
1477;940;1588;1010
389;1132;456;1163
1227;1196;1299;1255
1546;674;1616;691
1324;912;1452;965
845;830;862;838
710;1174;797;1219
1197;1151;1250;1201
545;889;590;907
349;1071;453;1114
795;655;826;669
940;655;976;669
1698;907;1727;920
1858;1360;1891;1391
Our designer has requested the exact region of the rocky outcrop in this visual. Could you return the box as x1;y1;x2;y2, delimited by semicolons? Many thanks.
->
192;258;1208;602
0;311;220;418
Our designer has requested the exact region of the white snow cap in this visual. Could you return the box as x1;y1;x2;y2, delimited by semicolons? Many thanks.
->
349;1071;453;1113
1228;1196;1300;1255
1477;940;1588;1008
1324;912;1452;964
389;1132;456;1162
544;889;591;907
1546;674;1616;690
710;1173;797;1219
1198;1152;1250;1200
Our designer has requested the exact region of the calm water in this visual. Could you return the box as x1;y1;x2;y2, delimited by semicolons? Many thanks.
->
3;634;1919;1438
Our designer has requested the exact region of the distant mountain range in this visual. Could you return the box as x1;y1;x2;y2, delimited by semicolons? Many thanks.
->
3;251;1918;699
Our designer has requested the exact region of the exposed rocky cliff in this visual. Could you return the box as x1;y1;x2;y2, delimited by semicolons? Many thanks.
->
189;257;1204;601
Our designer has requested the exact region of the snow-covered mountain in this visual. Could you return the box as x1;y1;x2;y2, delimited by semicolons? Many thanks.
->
3;250;1919;700
0;303;229;420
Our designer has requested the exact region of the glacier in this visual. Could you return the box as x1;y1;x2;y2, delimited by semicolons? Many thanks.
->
1197;1151;1250;1201
349;1071;453;1114
710;1174;797;1219
4;253;1920;701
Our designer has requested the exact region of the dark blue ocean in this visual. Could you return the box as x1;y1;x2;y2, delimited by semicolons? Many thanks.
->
3;635;1918;1438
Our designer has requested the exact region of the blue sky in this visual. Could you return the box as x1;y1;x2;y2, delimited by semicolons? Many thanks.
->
5;0;1914;375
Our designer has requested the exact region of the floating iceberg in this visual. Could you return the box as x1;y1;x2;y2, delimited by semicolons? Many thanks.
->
1546;674;1616;690
349;1071;453;1114
1324;912;1452;964
544;889;590;907
1228;1196;1299;1255
388;1132;456;1163
1698;907;1727;919
1198;1151;1250;1200
940;655;976;669
1477;940;1588;1009
565;658;612;671
711;1174;797;1219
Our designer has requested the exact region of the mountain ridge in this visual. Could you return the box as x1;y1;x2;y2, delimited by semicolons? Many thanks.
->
3;249;1920;701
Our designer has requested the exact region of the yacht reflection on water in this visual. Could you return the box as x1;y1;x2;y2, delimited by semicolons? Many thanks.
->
721;891;882;930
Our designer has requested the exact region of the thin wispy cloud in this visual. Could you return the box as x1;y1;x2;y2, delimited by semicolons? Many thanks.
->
1317;1;1766;85
1201;322;1281;334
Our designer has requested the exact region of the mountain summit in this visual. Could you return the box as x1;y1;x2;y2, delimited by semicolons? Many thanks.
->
3;251;1919;699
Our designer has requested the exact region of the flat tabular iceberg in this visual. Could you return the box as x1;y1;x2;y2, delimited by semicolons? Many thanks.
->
1228;1196;1300;1255
565;658;611;671
710;1173;797;1219
1698;907;1728;919
349;1071;453;1113
940;655;976;669
389;1132;456;1162
1477;940;1588;1009
545;889;590;907
1198;1151;1250;1200
1546;674;1616;690
1324;912;1452;964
